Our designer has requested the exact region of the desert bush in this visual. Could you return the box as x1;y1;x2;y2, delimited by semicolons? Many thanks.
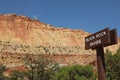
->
24;54;59;80
0;54;98;80
55;65;96;80
0;65;7;80
105;47;120;80
8;70;27;80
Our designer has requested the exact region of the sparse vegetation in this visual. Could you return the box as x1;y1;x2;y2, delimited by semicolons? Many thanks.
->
0;39;120;80
0;40;83;54
0;46;120;80
0;60;96;80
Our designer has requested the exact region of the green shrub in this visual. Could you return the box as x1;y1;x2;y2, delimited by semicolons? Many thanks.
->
55;65;96;80
105;47;120;80
24;55;59;80
8;70;27;80
0;65;7;80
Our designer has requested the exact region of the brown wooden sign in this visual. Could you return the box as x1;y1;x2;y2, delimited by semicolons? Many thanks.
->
85;28;110;50
85;27;118;80
85;28;117;50
109;29;118;45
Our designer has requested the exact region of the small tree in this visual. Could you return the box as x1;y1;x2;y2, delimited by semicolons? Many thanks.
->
24;54;59;80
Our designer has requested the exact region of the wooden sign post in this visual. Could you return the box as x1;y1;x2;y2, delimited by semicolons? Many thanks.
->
85;28;117;80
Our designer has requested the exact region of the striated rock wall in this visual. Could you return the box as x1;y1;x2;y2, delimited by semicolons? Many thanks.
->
0;14;120;54
0;14;119;69
0;14;91;55
0;14;96;68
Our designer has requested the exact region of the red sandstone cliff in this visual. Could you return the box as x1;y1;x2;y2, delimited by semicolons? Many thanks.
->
0;14;119;54
0;14;120;71
0;14;89;47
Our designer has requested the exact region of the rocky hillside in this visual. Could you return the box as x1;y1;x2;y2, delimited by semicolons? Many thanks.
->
0;14;94;55
0;14;119;54
0;14;119;68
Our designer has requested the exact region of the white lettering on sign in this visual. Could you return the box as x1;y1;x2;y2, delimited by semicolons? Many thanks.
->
90;39;101;47
85;31;106;43
85;36;95;42
85;28;111;50
96;31;106;38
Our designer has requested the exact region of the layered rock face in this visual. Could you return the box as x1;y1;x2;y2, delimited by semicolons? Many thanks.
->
0;14;92;54
0;14;119;54
0;14;119;67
